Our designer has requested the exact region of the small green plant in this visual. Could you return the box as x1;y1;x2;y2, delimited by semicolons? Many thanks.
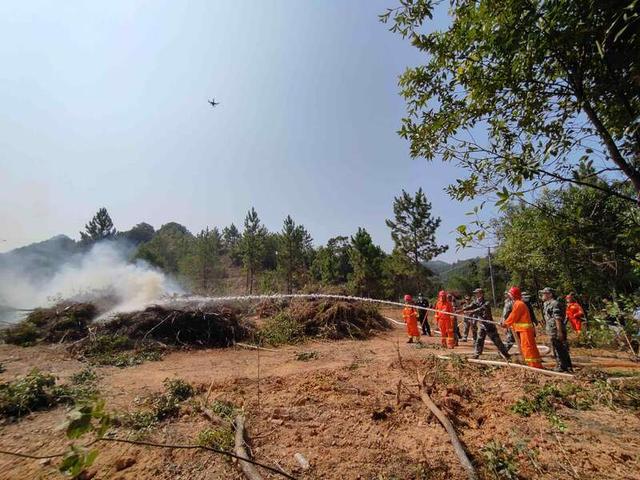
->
209;399;237;421
448;353;467;369
121;409;158;431
258;312;305;346
163;378;194;401
70;367;98;385
511;383;587;431
59;400;112;478
196;426;234;450
347;361;360;370
481;441;519;479
64;367;100;402
295;350;319;361
121;378;195;431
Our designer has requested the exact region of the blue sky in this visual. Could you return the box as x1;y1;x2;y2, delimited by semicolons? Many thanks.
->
0;0;483;262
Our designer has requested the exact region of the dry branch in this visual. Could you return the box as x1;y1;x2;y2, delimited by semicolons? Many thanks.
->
416;371;479;480
234;414;264;480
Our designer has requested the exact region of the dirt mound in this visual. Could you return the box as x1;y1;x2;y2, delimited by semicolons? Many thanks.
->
101;305;253;347
289;299;390;340
1;302;97;346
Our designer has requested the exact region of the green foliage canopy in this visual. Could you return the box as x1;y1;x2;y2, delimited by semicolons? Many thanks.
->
381;0;640;232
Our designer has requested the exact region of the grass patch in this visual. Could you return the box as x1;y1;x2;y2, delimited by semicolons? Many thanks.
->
197;426;234;450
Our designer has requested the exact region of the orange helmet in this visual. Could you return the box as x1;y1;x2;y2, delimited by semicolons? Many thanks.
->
404;294;413;303
508;286;522;300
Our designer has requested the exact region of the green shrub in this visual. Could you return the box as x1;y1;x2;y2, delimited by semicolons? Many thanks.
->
481;441;519;480
121;378;194;430
163;378;194;401
70;367;97;385
0;370;77;418
511;383;592;431
197;426;234;450
2;322;39;346
209;400;237;421
81;335;164;367
258;312;304;346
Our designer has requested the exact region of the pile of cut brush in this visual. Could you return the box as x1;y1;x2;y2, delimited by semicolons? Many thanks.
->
288;299;390;340
1;301;252;351
1;302;97;346
100;305;252;347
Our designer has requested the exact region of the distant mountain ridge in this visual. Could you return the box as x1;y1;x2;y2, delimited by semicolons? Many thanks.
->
0;234;79;282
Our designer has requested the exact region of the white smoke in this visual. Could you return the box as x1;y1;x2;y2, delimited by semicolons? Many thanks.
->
0;241;181;318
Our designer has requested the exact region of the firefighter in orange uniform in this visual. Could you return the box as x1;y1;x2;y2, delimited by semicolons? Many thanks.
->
565;293;585;334
435;291;456;349
403;294;421;344
503;286;543;368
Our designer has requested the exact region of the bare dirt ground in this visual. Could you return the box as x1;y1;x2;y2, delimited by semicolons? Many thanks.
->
1;308;640;480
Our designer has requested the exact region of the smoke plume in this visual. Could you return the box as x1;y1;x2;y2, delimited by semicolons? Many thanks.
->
0;240;180;320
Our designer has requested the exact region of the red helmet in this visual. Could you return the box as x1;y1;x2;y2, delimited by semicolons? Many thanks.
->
508;286;522;300
404;294;413;303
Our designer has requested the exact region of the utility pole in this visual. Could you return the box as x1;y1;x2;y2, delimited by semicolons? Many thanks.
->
487;247;497;307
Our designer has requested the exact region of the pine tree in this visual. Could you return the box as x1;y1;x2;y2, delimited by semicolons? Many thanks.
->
240;208;267;294
277;215;313;293
385;189;448;288
348;228;385;297
80;208;116;245
311;236;352;285
222;223;242;265
186;227;222;292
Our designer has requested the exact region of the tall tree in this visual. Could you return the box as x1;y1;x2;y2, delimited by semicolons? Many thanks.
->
240;208;267;294
119;222;155;245
382;0;640;244
311;236;353;285
494;181;640;300
385;188;448;287
135;222;192;274
185;227;222;292
349;228;386;297
222;223;242;265
80;208;116;245
277;215;313;293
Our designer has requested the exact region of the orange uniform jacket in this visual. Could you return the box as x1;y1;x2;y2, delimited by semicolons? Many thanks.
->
566;302;584;333
505;299;543;368
403;306;420;338
435;299;456;349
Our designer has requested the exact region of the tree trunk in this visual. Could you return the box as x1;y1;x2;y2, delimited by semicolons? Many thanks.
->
578;93;640;202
